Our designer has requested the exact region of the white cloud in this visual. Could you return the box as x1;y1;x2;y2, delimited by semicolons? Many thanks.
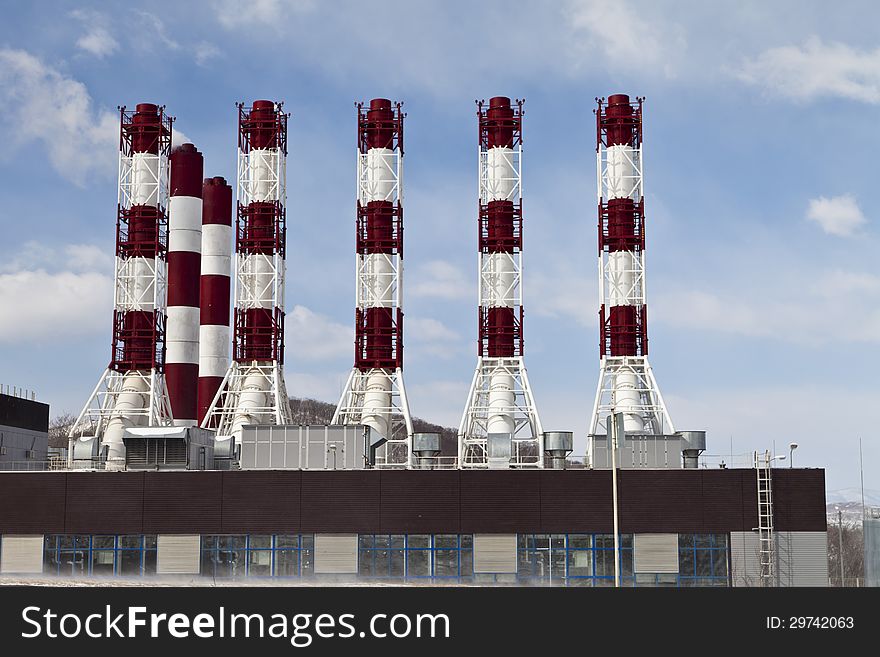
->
810;270;880;297
0;241;114;343
409;260;470;300
214;0;316;29
530;267;594;327
406;317;464;360
0;241;118;342
653;266;880;346
285;305;352;361
285;370;349;404
0;49;117;186
806;194;867;237
208;1;686;95
739;37;880;104
194;42;221;66
132;10;180;51
407;317;459;343
565;0;686;77
665;385;878;489
0;269;112;342
64;244;114;272
77;28;119;58
71;10;120;59
407;379;469;428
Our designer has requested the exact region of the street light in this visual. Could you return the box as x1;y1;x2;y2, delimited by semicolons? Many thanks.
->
609;411;623;588
789;442;798;468
835;506;844;586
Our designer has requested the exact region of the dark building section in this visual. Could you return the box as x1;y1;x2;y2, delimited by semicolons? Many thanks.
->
0;393;49;434
0;468;825;535
0;393;50;469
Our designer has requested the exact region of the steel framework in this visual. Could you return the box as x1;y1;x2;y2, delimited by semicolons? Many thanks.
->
588;95;673;462
459;97;543;468
202;101;293;437
334;100;413;467
71;105;175;467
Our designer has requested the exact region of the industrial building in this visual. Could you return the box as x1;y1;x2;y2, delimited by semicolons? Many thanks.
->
0;388;49;470
0;95;830;586
0;463;827;586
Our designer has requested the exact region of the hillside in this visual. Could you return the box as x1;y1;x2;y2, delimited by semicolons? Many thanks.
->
288;397;458;456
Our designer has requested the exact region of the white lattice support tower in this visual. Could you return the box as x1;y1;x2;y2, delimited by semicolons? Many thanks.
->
202;100;293;440
459;97;543;469
70;104;175;469
588;94;673;464
333;99;413;467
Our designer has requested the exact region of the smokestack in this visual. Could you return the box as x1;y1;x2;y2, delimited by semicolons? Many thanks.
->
201;101;293;437
197;177;233;425
70;103;175;468
333;99;413;467
167;143;204;426
588;94;673;460
459;96;543;468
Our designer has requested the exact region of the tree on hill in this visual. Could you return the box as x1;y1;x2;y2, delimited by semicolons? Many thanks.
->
288;397;458;456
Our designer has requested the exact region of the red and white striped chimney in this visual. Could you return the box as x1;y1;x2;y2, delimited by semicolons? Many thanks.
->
197;176;233;424
166;144;204;426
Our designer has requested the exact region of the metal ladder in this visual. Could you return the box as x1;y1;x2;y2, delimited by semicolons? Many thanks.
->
755;450;775;586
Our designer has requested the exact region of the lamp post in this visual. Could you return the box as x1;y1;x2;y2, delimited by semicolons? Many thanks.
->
789;442;798;468
838;507;845;586
609;410;622;588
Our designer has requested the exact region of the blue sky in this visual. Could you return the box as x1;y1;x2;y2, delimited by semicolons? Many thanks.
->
1;1;879;492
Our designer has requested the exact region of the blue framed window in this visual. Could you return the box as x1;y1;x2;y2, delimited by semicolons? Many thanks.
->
678;533;729;587
200;535;314;578
358;534;473;581
271;534;314;577
516;534;634;586
43;535;157;577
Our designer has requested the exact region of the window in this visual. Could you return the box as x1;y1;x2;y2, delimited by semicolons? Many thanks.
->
272;535;314;578
200;535;246;578
200;535;314;578
516;534;634;587
678;533;729;587
517;535;567;584
42;535;158;577
358;535;473;581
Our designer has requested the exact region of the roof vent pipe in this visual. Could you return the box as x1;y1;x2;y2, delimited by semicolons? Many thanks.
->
412;433;441;470
543;431;574;469
677;430;706;469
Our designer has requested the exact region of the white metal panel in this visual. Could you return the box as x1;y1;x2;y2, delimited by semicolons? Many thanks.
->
200;224;233;276
604;144;639;200
314;534;358;574
730;531;761;586
156;535;201;574
239;253;276;309
780;531;828;587
166;306;201;364
198;325;230;377
473;534;517;573
866;517;880;587
633;533;679;573
0;535;43;574
485;146;516;201
129;152;161;207
168;196;203;253
364;147;396;201
247;148;281;202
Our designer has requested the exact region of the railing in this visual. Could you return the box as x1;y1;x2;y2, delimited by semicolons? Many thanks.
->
0;459;106;472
